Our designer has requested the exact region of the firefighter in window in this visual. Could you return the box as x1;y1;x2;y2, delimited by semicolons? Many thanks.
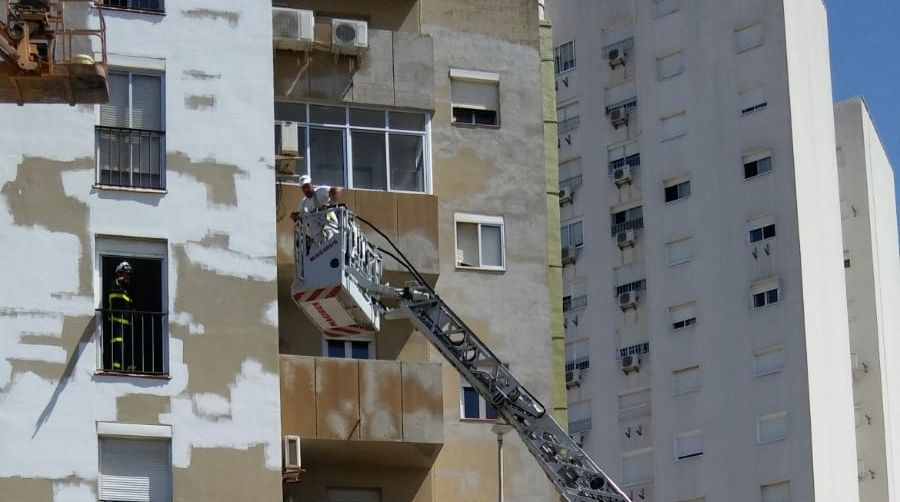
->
291;174;340;250
107;261;135;372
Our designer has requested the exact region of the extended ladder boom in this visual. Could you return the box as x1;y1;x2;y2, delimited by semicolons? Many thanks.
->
292;207;631;502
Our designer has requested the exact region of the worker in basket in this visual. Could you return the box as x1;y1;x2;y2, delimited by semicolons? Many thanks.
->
107;261;136;372
291;174;341;248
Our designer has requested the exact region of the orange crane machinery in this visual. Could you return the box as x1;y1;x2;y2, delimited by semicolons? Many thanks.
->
0;0;108;104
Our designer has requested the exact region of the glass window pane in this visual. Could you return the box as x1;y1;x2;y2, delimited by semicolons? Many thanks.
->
275;102;307;122
758;157;772;174
481;224;503;267
560;225;571;248
100;73;129;128
351;131;387;190
753;293;765;308
463;387;480;419
351;341;370;360
350;108;385;127
389;134;425;192
309;128;345;187
767;289;779;303
572;221;584;247
456;222;480;267
131;75;162;131
485;402;499;420
310;105;346;125
389;111;427;131
327;340;346;358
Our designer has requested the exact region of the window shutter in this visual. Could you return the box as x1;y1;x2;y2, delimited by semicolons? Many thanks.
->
740;87;767;112
761;481;791;502
736;22;764;52
672;366;700;394
450;80;498;112
99;438;171;502
670;302;696;324
605;81;636;106
657;52;683;79
666;238;693;265
661;113;686;140
327;488;382;502
100;73;130;128
622;449;653;484
754;346;785;376
757;412;789;443
131;74;163;131
675;431;703;459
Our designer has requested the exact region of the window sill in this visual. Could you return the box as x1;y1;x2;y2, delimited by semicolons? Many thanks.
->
751;301;780;310
98;6;166;16
661;132;686;143
664;196;690;205
657;71;683;82
749;237;776;245
743;170;773;182
676;453;704;461
93;184;167;195
94;370;171;380
455;264;506;273
460;418;499;424
753;369;783;378
757;437;786;446
451;122;501;130
667;258;694;268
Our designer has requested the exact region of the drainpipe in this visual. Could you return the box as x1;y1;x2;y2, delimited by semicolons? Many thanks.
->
492;422;514;502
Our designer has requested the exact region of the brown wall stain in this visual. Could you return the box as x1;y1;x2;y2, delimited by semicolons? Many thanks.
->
182;70;221;81
280;355;317;438
115;394;170;424
315;357;360;440
173;445;280;502
184;94;216;110
359;359;402;441
0;477;55;501
166;153;240;207
180;9;239;27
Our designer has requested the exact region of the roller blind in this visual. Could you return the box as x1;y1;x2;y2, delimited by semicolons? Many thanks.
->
675;431;703;459
661;113;686;140
622;450;653;484
451;80;498;111
100;72;129;127
131;74;163;130
99;438;171;502
736;22;764;52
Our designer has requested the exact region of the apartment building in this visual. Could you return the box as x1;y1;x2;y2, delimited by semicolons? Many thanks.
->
835;97;900;502
0;1;564;501
547;0;860;501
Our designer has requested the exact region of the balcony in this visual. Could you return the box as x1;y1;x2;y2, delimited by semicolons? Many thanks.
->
563;294;587;313
280;355;443;458
610;218;643;236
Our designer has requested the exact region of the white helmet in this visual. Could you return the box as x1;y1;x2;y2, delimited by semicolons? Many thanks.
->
299;174;312;186
115;261;132;275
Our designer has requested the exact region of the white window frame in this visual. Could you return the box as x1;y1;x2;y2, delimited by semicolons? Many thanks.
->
757;411;789;444
751;278;780;309
555;40;576;75
561;219;585;250
743;150;773;179
321;334;376;360
94;236;169;375
459;380;498;422
454;213;506;271
449;68;501;128
664;176;691;203
748;214;777;243
274;102;433;194
670;301;697;330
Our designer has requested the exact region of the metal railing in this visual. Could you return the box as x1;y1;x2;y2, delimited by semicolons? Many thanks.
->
97;309;168;375
610;217;644;236
558;115;580;133
565;357;590;372
605;98;638;116
101;0;165;13
96;126;166;189
618;342;650;360
615;279;646;297
608;153;641;174
562;294;587;313
559;174;583;194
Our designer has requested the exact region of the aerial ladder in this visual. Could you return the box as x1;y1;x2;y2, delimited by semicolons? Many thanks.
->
292;206;631;502
0;0;109;104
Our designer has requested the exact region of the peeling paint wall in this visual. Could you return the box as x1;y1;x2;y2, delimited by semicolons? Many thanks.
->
0;2;281;501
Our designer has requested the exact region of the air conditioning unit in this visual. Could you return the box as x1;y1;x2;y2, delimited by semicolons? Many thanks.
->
559;186;573;204
607;46;627;68
561;245;577;265
272;8;315;51
616;229;636;249
331;18;368;55
609;107;630;129
619;291;638;311
566;368;582;388
277;122;299;157
621;355;641;374
612;165;633;186
571;431;585;446
283;435;302;471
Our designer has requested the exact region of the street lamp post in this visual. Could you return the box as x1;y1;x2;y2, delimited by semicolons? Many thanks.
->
491;421;514;502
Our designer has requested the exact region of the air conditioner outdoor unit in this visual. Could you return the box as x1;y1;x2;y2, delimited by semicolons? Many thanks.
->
619;291;638;311
561;245;577;265
607;46;627;68
609;107;630;129
621;355;641;374
571;431;585;446
332;18;368;55
566;368;582;388
612;165;633;186
559;186;573;204
283;435;302;471
616;229;636;249
278;122;299;157
272;8;315;51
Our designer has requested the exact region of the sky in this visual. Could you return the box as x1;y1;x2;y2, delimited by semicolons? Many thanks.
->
827;0;900;234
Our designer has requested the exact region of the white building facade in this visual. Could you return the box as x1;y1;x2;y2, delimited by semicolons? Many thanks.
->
547;0;861;500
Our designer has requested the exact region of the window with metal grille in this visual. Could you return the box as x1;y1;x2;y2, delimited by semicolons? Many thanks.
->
101;0;164;13
615;279;646;297
97;71;165;190
611;206;643;235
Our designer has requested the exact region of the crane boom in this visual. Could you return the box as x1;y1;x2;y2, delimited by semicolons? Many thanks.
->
291;206;631;502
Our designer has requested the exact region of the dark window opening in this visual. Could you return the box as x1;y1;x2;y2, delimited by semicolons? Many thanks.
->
673;317;696;330
452;107;498;126
744;156;772;178
753;288;779;308
99;255;166;375
750;224;776;243
462;387;480;419
101;0;164;13
326;340;346;358
665;180;691;203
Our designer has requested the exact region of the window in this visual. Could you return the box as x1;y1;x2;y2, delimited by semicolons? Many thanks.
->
323;337;374;360
561;220;584;250
101;0;164;13
558;102;580;133
744;151;773;179
566;339;590;373
622;449;653;485
455;213;505;270
327;488;382;502
657;51;684;80
753;345;785;376
611;205;643;235
736;21;764;53
761;481;791;502
569;400;592;433
97;71;165;190
672;366;701;395
757;412;788;444
752;279;780;308
275;103;430;192
666;237;694;266
740;87;768;115
605;81;637;113
615;279;646;297
96;238;168;375
670;301;697;330
675;430;703;460
563;293;587;313
661;112;687;141
99;433;172;502
654;0;679;18
618;388;651;420
461;382;498;421
450;69;500;127
748;214;776;243
554;41;576;74
844;250;851;268
664;178;691;203
608;141;641;173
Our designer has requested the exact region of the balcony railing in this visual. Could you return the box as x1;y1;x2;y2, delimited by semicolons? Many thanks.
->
610;218;644;236
563;294;588;312
605;98;638;116
560;174;583;194
96;126;166;190
569;417;592;433
608;153;641;174
615;279;646;297
100;0;164;13
618;342;650;360
559;115;581;133
96;309;168;375
565;356;590;372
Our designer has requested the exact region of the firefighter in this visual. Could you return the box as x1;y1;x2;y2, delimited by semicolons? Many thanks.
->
107;261;135;372
291;174;340;247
